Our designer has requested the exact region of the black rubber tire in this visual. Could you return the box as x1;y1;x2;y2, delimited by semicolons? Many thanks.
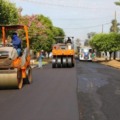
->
62;57;67;68
67;57;72;67
57;57;61;68
52;58;56;68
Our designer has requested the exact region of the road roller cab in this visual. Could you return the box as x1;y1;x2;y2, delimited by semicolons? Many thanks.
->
52;39;75;68
0;25;32;89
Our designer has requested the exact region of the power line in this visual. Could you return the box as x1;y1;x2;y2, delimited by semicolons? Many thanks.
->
63;22;111;29
52;16;114;21
15;0;114;10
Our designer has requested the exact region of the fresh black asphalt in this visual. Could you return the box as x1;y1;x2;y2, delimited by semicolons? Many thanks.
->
76;59;120;120
0;60;120;120
0;63;79;120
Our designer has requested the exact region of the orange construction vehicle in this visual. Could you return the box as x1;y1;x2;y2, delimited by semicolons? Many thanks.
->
52;37;75;68
0;25;32;89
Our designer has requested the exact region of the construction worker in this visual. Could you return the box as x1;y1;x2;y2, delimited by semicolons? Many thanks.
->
11;32;21;56
38;50;44;68
91;51;96;61
66;37;72;44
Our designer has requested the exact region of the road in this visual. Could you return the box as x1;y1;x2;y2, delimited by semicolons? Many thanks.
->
0;64;79;120
76;59;120;120
0;60;120;120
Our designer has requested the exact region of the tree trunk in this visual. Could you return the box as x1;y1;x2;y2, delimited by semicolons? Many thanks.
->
48;52;50;58
113;51;116;60
105;51;107;60
109;52;112;60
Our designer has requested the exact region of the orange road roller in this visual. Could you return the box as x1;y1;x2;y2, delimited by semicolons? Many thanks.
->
52;43;75;68
0;25;32;89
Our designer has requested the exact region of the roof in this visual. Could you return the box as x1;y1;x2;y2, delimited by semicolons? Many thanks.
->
0;25;26;30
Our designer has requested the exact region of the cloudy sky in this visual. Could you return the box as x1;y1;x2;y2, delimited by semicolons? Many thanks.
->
10;0;120;43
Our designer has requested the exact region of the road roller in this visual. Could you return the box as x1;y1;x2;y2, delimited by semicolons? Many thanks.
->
0;25;32;89
52;38;75;68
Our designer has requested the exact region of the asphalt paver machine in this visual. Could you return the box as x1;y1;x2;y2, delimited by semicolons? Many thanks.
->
0;25;32;89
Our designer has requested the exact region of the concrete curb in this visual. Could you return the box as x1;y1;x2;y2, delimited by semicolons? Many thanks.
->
31;65;38;68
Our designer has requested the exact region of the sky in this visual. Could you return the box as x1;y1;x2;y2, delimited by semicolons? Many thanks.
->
10;0;120;44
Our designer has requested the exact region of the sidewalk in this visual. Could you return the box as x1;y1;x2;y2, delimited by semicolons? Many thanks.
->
95;57;120;69
30;59;50;68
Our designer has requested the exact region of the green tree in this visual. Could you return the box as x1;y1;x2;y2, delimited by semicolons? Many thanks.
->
110;19;119;33
84;32;96;46
75;38;81;54
84;39;89;46
87;32;96;39
110;18;120;59
53;27;65;43
19;14;65;53
76;38;81;47
89;33;120;60
0;0;18;25
115;1;120;5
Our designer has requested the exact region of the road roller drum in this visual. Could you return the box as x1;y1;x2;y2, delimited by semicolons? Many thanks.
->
0;69;23;89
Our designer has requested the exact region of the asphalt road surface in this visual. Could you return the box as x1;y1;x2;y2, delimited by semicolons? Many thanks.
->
76;59;120;120
1;60;120;120
0;64;79;120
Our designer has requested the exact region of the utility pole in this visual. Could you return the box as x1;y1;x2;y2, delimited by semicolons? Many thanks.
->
114;11;117;60
102;24;104;33
115;11;117;33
